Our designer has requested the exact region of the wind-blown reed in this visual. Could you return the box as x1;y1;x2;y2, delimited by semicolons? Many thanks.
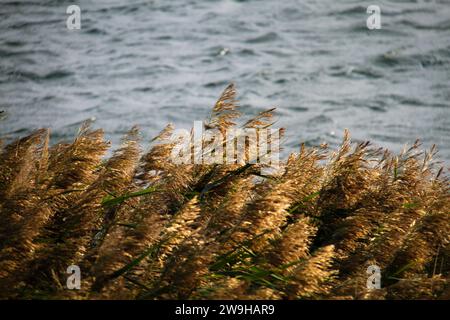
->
0;84;448;299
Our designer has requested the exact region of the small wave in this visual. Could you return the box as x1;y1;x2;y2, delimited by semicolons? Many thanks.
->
287;106;308;112
42;70;73;80
329;65;384;79
238;48;257;56
246;32;279;44
0;49;58;58
5;70;73;82
7;127;32;135
332;5;367;16
274;78;289;84
262;49;291;58
1;1;39;6
416;54;450;68
368;105;387;112
133;86;154;93
373;49;414;67
332;5;437;17
430;103;450;109
399;19;450;31
369;133;404;144
400;98;425;107
2;40;25;47
308;114;333;125
85;27;108;35
204;80;230;88
8;19;61;29
374;48;450;69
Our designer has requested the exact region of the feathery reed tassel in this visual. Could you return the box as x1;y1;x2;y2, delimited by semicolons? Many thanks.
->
205;83;240;136
386;212;450;279
142;214;210;299
285;245;336;299
333;143;435;276
0;129;47;198
150;176;255;299
314;132;377;246
386;276;447;299
57;128;143;298
154;196;202;268
231;149;318;254
90;125;193;297
0;130;52;297
17;123;109;296
266;216;317;267
45;122;108;189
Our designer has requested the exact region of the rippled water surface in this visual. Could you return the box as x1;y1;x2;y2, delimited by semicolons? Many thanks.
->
1;0;450;161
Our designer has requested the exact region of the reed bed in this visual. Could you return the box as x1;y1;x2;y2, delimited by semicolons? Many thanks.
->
0;84;448;300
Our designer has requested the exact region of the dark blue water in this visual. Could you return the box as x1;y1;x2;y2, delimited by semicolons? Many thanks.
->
1;0;450;162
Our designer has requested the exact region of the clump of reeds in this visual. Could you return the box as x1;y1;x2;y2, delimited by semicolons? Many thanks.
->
0;84;448;300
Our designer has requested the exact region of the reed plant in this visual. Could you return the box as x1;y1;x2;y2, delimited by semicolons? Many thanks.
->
0;84;448;299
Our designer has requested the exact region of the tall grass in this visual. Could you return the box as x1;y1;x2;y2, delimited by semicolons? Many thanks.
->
0;84;448;299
